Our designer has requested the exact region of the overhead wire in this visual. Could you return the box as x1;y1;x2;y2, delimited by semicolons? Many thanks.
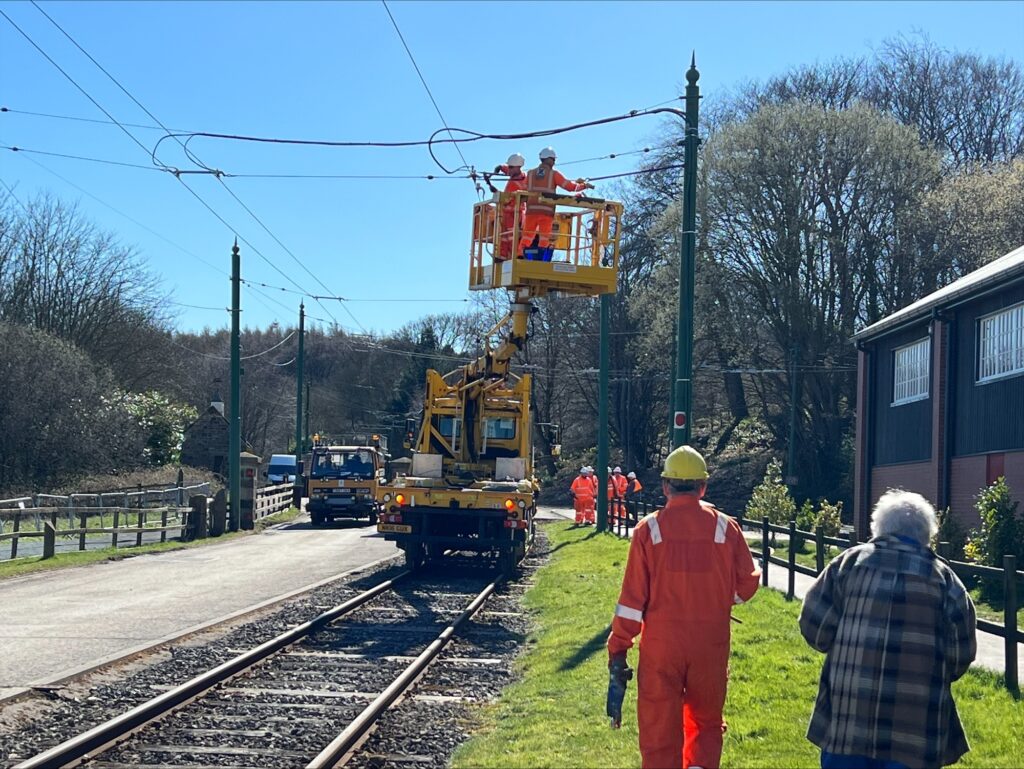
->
380;0;472;177
21;2;347;328
0;175;31;213
0;105;189;132
9;151;229;276
1;143;161;171
0;9;156;160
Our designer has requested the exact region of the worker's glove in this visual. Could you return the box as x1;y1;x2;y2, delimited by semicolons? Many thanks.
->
606;654;633;729
493;165;503;174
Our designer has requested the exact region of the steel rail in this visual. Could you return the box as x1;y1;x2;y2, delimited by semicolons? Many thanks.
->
14;570;411;769
306;575;503;769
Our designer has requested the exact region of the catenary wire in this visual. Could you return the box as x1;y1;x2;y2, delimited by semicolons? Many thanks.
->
3;109;682;178
0;106;191;132
0;175;31;213
25;2;346;327
0;9;157;162
9;151;229;276
1;144;161;171
380;0;471;175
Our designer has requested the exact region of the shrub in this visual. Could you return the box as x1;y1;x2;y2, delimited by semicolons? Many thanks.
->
967;477;1021;565
746;459;796;545
965;477;1021;599
934;506;968;560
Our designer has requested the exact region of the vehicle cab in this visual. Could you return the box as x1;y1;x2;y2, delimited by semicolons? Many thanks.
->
306;441;386;526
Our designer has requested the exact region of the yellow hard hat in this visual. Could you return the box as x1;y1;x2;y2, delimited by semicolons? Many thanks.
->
661;445;708;480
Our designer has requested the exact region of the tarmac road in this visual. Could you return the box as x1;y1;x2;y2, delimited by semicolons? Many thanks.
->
0;514;397;700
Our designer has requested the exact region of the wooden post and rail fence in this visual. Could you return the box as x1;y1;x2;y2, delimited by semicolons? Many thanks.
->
0;481;296;563
610;496;1023;694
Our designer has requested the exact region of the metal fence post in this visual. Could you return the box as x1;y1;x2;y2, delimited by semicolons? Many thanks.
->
161;508;169;543
761;517;770;587
79;513;87;551
815;525;825;574
787;519;796;600
1004;555;1019;695
112;509;120;549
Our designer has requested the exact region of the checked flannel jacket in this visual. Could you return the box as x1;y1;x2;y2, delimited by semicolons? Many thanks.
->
799;535;977;768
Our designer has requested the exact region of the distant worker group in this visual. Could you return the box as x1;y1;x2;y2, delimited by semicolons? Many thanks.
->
569;465;644;526
489;147;594;262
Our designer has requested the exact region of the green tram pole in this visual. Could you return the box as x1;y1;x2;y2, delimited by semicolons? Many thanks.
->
672;56;700;449
294;302;305;463
229;239;241;532
597;293;610;532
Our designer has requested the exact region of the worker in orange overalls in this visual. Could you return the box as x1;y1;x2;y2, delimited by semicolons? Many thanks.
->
624;471;644;522
609;466;628;524
570;466;595;525
607;446;761;769
490;152;528;260
518;147;593;260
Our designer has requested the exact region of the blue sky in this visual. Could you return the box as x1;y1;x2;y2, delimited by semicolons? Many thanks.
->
2;1;1022;336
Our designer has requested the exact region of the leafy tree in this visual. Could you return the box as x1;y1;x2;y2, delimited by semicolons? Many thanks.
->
0;322;142;492
122;391;198;466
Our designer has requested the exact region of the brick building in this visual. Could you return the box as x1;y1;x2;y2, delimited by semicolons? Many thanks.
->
852;245;1024;539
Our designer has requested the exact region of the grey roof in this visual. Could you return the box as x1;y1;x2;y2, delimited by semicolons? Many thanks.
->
854;244;1024;341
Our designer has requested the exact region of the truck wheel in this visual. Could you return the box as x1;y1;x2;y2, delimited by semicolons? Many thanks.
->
310;511;324;527
403;543;425;571
368;509;378;525
499;548;518;578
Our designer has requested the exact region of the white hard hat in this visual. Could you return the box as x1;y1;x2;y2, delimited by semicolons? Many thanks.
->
613;466;622;473
506;152;525;167
539;147;557;160
627;471;637;479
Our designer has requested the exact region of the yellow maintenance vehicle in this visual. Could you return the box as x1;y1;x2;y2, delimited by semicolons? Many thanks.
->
306;434;389;526
375;185;623;573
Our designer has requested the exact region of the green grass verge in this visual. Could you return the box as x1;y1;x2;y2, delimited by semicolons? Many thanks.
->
453;521;1022;769
0;506;302;582
254;506;303;531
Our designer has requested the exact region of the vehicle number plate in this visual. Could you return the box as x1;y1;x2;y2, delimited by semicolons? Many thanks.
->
377;524;412;534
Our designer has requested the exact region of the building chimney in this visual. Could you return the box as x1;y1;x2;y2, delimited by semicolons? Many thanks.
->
210;379;225;416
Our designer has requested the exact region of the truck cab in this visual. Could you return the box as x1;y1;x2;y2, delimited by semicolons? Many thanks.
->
306;443;386;526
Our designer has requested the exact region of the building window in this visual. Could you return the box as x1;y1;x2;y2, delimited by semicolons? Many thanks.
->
978;302;1024;382
893;338;930;405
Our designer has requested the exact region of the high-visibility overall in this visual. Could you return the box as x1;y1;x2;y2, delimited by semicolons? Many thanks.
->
518;165;588;252
570;475;595;524
625;477;644;520
609;495;761;769
609;473;628;523
496;165;528;260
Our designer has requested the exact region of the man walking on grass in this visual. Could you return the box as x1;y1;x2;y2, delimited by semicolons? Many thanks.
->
606;445;761;769
799;489;977;769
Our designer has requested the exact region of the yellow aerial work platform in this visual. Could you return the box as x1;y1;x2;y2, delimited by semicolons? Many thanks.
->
469;190;624;297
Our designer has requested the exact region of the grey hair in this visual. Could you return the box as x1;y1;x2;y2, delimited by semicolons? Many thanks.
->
870;489;938;545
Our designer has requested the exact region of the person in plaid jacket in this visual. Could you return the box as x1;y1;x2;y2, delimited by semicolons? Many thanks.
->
799;490;977;769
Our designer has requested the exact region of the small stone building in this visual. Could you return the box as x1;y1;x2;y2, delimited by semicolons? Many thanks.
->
181;392;228;476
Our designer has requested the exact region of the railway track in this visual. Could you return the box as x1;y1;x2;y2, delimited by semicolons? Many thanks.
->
13;561;508;769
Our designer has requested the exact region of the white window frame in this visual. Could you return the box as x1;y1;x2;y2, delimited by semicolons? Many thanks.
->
978;301;1024;384
892;337;930;406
